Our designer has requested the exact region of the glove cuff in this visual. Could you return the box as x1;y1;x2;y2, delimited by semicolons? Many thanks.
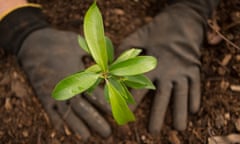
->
0;4;49;54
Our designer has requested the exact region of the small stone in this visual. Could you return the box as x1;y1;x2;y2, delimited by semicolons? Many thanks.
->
22;130;29;137
50;131;56;138
141;135;146;141
224;113;231;121
113;8;125;15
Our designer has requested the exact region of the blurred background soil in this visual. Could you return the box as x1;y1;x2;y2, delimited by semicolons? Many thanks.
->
1;0;240;143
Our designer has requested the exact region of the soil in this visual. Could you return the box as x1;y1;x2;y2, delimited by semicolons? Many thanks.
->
1;0;240;144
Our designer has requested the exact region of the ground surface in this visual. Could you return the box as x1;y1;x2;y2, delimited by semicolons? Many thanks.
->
1;0;240;143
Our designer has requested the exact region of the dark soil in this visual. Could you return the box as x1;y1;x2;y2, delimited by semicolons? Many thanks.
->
1;0;240;143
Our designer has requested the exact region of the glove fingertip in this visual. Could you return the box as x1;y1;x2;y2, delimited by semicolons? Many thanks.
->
173;121;187;131
189;70;201;114
149;122;161;135
190;101;200;114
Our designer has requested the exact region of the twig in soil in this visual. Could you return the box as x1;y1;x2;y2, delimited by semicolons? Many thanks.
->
208;20;240;50
224;20;240;30
134;127;141;143
37;129;42;144
208;134;240;144
230;84;240;92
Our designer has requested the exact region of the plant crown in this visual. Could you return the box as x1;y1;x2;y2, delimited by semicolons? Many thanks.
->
52;1;157;125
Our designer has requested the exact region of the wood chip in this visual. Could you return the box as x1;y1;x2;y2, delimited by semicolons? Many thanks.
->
224;113;230;121
168;131;181;144
4;98;12;110
64;125;71;136
221;54;232;66
230;84;240;92
208;134;240;144
11;81;27;98
50;131;56;138
207;31;223;45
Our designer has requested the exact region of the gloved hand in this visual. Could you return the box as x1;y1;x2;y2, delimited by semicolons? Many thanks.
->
19;28;111;140
0;5;111;140
118;0;220;134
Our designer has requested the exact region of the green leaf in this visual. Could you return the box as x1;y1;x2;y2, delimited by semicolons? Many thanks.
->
104;84;110;102
113;48;142;65
86;78;102;94
110;56;157;76
109;77;135;104
78;35;90;53
121;82;136;104
85;64;102;73
124;75;155;89
106;80;135;125
105;36;114;64
52;72;99;100
84;2;108;71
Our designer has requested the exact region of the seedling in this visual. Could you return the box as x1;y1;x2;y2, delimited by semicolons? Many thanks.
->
52;1;157;125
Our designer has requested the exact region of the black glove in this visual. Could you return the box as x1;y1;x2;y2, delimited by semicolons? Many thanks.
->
119;0;220;134
0;6;111;140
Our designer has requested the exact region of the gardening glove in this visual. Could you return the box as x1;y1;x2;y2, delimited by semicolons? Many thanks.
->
119;0;220;134
0;5;111;140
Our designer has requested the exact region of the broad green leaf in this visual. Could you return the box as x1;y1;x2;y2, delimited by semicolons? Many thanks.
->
84;2;108;71
113;48;142;65
105;36;114;64
104;84;110;102
107;80;135;125
121;82;136;104
109;77;135;104
85;64;102;73
86;78;102;94
124;75;156;89
110;56;157;76
78;35;90;53
52;72;99;100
